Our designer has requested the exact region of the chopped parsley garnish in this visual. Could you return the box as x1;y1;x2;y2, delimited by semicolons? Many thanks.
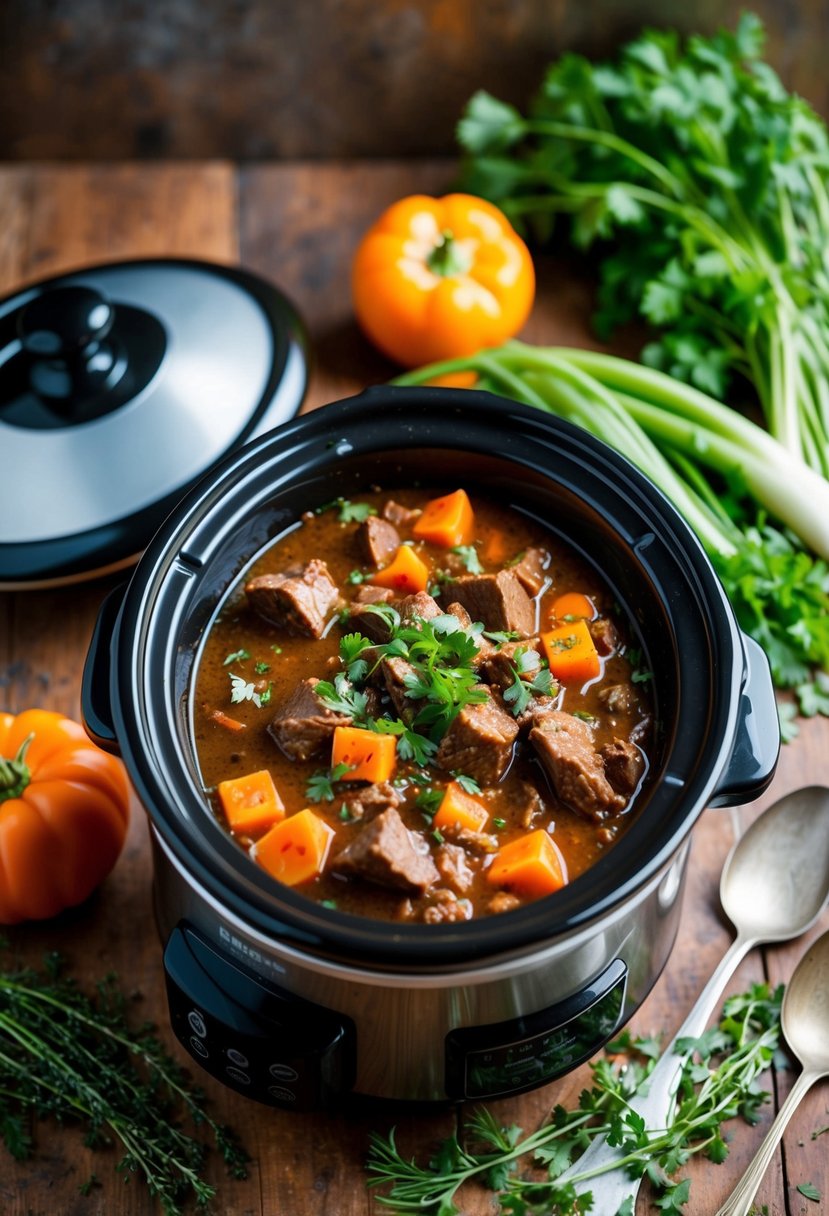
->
259;683;273;706
315;497;377;523
320;899;338;910
572;709;596;722
493;817;507;829
415;787;444;818
370;717;437;767
223;648;250;666
270;644;283;655
314;673;370;722
483;630;521;646
254;661;271;674
346;570;366;585
452;544;484;574
305;762;355;803
502;653;555;717
452;772;481;795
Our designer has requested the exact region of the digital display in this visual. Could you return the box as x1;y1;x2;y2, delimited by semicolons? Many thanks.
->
445;958;627;1100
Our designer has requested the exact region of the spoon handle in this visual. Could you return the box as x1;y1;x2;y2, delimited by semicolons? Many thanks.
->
714;1068;822;1216
555;933;754;1207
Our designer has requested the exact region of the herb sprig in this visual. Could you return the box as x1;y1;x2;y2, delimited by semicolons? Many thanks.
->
367;982;782;1214
0;950;248;1214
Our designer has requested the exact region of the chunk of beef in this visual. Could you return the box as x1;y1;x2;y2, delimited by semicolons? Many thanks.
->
486;891;521;915
348;585;397;642
480;638;543;694
600;738;646;796
332;807;439;894
514;779;545;829
383;499;420;527
445;602;494;665
246;559;340;638
382;655;422;720
398;591;441;625
435;843;475;895
530;711;626;820
436;691;519;785
510;547;551;596
446;825;499;854
448;571;535;637
268;677;349;761
421;890;473;923
358;516;400;566
590;618;618;657
339;781;400;822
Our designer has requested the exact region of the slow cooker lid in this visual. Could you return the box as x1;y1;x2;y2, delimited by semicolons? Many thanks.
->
0;258;308;588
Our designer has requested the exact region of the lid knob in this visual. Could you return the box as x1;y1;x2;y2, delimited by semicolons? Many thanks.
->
18;285;121;401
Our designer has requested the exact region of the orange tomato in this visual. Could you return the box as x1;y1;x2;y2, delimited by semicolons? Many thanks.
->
352;193;535;367
0;710;130;924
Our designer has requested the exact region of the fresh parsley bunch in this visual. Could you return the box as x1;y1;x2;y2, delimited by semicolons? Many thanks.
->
367;983;783;1215
458;13;829;477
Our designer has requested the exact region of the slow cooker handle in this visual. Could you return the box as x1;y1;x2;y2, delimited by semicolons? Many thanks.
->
82;583;127;755
709;634;779;808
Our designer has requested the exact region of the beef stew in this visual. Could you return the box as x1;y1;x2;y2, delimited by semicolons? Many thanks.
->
192;487;653;922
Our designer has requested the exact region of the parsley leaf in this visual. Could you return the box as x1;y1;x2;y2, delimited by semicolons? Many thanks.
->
315;497;377;523
452;544;484;574
798;1182;821;1203
452;772;482;795
314;673;369;722
305;762;355;803
223;649;250;666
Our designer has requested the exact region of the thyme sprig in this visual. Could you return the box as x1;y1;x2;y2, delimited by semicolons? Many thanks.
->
0;950;248;1215
367;982;782;1215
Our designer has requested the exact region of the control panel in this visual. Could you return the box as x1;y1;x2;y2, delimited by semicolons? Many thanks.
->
445;958;627;1100
163;924;355;1110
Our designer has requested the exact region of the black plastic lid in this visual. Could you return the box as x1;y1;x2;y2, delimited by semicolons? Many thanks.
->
0;258;309;588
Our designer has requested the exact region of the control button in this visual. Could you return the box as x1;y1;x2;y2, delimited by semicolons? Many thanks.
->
269;1062;298;1081
189;1035;209;1059
225;1066;251;1085
267;1084;296;1102
227;1048;249;1069
187;1009;208;1038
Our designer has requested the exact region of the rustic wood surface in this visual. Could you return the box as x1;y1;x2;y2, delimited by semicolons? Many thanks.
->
2;1;829;160
0;161;827;1216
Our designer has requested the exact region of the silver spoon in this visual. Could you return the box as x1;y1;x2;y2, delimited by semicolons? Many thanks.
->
558;785;829;1212
714;926;829;1216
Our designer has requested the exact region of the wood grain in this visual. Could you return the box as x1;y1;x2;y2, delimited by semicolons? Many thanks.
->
0;161;827;1215
2;0;829;160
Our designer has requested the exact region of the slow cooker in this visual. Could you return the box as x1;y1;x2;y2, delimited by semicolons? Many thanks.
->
82;387;779;1109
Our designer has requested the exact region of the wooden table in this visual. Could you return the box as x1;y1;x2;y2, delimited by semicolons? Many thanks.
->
1;162;827;1216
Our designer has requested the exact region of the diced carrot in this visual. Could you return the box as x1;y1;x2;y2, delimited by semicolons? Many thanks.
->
255;808;335;886
368;544;430;594
412;489;474;548
482;530;509;565
486;829;567;898
540;619;601;685
433;781;489;833
218;769;285;836
331;725;396;782
550;592;595;622
209;709;246;732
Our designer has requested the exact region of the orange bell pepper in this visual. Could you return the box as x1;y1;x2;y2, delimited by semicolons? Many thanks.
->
540;619;601;685
487;829;567;898
351;193;535;367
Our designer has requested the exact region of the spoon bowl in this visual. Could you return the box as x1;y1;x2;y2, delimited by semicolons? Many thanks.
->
720;785;829;941
715;927;829;1216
